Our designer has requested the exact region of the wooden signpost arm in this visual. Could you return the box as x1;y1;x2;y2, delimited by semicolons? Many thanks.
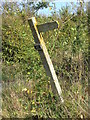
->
28;17;64;102
37;21;59;33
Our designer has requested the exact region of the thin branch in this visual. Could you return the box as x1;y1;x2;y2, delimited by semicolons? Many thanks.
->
59;13;77;31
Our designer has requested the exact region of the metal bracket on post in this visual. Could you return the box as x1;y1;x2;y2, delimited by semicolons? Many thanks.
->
28;17;64;103
34;44;42;51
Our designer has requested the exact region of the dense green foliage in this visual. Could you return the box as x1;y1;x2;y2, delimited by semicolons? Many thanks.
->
2;2;89;118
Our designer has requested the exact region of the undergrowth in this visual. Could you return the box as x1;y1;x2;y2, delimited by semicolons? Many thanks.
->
1;1;89;119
